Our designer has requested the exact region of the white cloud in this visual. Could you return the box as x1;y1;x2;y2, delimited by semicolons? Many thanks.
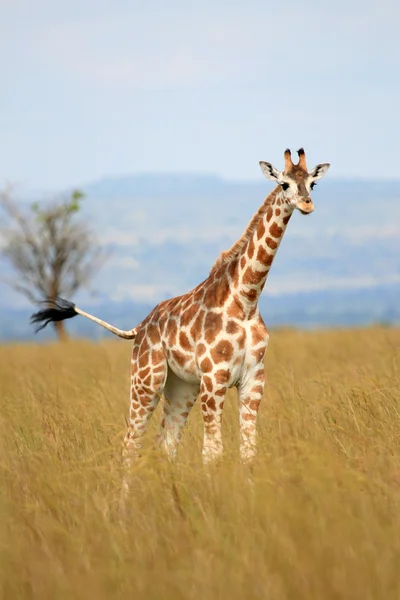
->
332;226;400;244
111;256;140;269
266;274;400;297
106;268;400;304
102;225;240;246
109;283;181;303
101;221;400;249
102;231;140;247
287;224;400;243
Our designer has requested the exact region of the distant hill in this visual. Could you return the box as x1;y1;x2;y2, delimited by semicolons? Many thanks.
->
1;173;399;340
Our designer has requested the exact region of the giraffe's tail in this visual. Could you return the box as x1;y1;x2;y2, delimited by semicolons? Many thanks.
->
30;297;138;339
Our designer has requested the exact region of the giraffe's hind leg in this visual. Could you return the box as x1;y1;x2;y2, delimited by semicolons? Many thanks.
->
122;343;167;472
157;368;200;461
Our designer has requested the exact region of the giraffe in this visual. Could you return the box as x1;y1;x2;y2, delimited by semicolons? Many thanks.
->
31;148;330;471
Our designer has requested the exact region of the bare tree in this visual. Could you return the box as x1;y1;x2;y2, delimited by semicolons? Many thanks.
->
0;185;106;340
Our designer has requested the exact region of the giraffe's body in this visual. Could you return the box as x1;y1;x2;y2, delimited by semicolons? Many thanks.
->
31;148;330;472
125;256;270;464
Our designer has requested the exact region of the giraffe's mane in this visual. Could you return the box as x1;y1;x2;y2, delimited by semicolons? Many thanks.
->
210;187;278;273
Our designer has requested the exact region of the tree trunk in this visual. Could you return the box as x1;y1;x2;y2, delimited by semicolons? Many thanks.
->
54;319;68;341
49;281;68;341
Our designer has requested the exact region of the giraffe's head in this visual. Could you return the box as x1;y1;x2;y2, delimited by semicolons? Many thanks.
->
259;148;330;215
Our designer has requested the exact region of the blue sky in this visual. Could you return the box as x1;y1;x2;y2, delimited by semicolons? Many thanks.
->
1;0;399;189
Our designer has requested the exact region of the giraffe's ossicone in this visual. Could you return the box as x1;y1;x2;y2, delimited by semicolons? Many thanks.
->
31;148;330;483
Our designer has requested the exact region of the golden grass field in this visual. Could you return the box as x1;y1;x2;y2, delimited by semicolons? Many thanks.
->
1;326;400;599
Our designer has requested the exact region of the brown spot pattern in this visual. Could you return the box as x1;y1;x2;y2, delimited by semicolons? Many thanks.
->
251;324;266;345
179;331;191;351
252;347;266;362
242;413;256;421
142;374;152;386
257;220;265;240
266;237;277;250
203;414;215;424
203;287;217;309
236;329;246;348
151;349;164;363
227;298;244;319
171;349;187;367
226;320;239;335
201;357;213;372
206;397;216;411
247;239;255;259
242;288;258;302
197;342;206;356
269;222;283;238
211;340;234;363
215;388;226;397
147;323;159;345
139;350;149;369
203;375;213;392
242;267;265;286
252;385;264;395
215;369;230;384
181;303;198;327
215;276;230;305
228;259;239;287
257;245;273;266
139;366;150;378
165;319;178;344
204;311;223;343
254;369;265;381
190;310;204;340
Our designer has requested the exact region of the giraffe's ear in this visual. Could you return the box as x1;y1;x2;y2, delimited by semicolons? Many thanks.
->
259;161;283;183
309;163;330;181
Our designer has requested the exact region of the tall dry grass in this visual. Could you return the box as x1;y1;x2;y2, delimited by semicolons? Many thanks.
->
1;326;400;599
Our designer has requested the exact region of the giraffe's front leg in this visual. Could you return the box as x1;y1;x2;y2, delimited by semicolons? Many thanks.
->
200;373;228;465
238;367;265;463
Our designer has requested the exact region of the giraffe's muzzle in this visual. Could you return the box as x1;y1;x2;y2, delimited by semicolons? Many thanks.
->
297;198;315;214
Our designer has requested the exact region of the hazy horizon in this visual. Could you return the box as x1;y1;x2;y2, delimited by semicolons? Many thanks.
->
12;170;400;199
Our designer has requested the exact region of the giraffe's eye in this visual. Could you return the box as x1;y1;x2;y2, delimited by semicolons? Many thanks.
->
310;182;317;190
281;182;290;191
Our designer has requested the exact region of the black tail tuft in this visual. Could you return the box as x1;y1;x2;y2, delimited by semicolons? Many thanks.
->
30;297;78;333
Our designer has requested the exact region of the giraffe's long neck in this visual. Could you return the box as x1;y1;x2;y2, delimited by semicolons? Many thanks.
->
234;188;294;313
